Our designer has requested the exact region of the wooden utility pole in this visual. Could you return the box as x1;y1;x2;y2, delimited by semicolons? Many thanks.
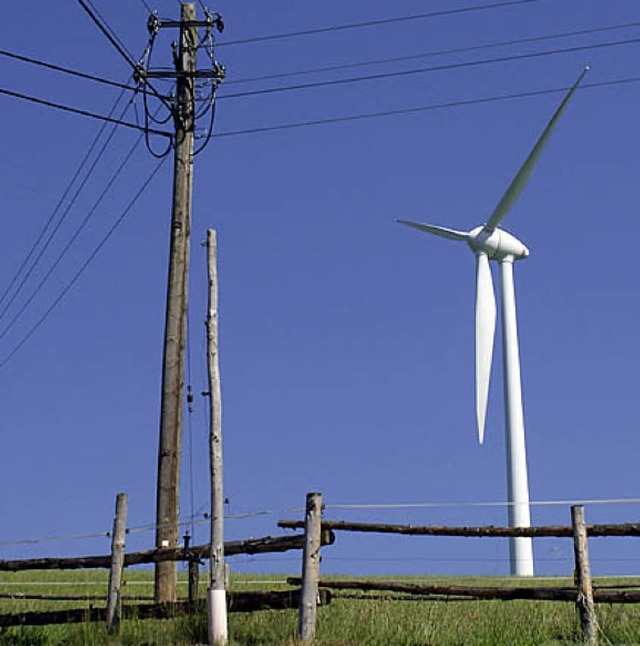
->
205;229;227;644
154;2;197;604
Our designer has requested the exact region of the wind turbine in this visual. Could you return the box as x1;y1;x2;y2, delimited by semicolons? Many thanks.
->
399;67;588;576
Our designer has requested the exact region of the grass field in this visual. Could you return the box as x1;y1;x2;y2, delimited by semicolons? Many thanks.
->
1;570;640;645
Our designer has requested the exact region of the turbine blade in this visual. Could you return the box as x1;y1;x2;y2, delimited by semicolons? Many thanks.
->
484;66;589;232
475;252;496;444
397;220;469;241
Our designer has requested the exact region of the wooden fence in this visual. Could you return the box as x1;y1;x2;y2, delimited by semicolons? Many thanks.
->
279;497;640;645
4;491;640;646
0;491;334;634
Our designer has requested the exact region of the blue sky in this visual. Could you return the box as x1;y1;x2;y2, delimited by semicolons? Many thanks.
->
1;0;639;578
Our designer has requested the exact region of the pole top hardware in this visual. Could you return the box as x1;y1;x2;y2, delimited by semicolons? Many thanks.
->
147;13;161;36
157;12;224;33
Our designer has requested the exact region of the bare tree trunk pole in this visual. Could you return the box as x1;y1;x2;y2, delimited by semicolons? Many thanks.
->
155;1;197;604
106;493;128;634
206;229;227;645
298;492;323;642
571;505;597;645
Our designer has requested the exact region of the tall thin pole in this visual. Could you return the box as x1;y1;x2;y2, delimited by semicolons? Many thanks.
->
154;2;197;604
206;229;227;645
499;257;534;576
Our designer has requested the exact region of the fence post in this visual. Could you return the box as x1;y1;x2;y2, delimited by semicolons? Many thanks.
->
189;558;200;604
184;532;200;604
106;492;128;634
571;505;597;645
298;492;323;642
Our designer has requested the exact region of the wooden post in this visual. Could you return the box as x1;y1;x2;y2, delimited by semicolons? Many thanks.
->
184;532;200;604
189;559;200;604
571;505;597;645
298;492;323;642
106;493;128;634
206;228;227;645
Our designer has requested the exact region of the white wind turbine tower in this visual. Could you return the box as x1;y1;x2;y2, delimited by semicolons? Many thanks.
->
399;68;588;576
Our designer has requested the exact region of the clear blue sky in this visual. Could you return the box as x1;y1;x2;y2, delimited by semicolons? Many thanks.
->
1;0;639;577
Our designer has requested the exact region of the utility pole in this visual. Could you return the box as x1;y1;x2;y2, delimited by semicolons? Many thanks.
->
154;2;196;603
144;3;224;603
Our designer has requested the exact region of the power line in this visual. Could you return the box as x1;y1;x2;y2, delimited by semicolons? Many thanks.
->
218;0;543;47
0;86;170;137
76;0;174;116
76;0;137;68
0;121;148;343
212;75;640;139
0;48;135;91
0;159;168;371
217;36;640;102
226;20;640;86
0;88;131;316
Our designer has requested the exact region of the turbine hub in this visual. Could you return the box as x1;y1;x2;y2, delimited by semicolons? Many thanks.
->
468;226;529;261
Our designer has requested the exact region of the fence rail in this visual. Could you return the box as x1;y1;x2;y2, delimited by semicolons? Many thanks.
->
286;577;640;604
0;591;333;628
0;531;335;572
278;519;640;538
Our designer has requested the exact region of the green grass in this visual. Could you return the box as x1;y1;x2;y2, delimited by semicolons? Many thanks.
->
1;570;640;645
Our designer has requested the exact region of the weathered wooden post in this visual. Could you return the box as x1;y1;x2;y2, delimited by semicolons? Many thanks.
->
189;558;200;604
106;492;128;634
571;505;597;645
298;492;323;642
183;532;200;604
206;228;227;645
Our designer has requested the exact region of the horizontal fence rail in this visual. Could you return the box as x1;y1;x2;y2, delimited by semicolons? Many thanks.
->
286;577;640;604
278;519;640;538
0;531;335;572
0;590;333;628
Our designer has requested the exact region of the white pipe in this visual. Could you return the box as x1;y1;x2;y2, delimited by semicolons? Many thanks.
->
207;588;228;645
499;257;534;576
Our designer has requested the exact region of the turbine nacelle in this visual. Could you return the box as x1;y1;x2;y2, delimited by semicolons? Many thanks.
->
468;226;529;261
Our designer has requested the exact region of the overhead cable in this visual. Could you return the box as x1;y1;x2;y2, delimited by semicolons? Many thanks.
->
218;0;543;47
0;125;148;343
0;87;131;316
0;48;135;91
0;86;170;137
217;36;640;102
212;75;640;139
76;0;137;68
76;0;174;115
0;159;168;371
226;20;640;86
